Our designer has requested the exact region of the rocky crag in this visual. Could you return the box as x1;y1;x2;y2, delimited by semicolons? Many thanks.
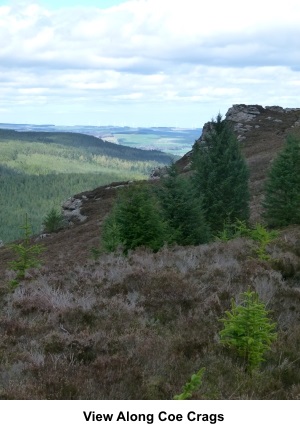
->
174;104;300;222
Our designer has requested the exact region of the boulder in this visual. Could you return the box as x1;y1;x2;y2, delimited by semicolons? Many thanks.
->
62;197;87;223
225;104;262;122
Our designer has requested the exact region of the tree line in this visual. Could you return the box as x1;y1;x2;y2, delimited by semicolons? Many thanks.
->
101;114;300;253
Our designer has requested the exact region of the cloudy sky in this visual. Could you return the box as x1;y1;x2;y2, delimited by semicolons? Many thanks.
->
0;0;299;127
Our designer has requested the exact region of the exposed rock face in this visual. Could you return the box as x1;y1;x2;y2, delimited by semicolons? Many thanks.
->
62;197;87;224
226;104;262;122
149;165;168;179
195;104;300;144
61;181;134;225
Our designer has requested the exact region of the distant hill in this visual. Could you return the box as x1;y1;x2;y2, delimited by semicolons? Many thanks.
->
0;124;202;157
0;128;176;242
0;128;175;163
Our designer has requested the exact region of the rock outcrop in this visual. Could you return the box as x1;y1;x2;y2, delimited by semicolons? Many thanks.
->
152;104;300;222
62;197;87;224
195;104;300;144
61;181;134;225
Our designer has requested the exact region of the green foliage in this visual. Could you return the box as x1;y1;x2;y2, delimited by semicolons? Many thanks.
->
102;185;168;253
173;368;205;400
9;214;45;288
0;129;174;243
248;223;278;261
43;208;65;233
219;290;277;373
156;164;210;245
263;135;300;227
191;114;250;235
216;220;277;261
101;209;122;253
215;219;250;242
0;128;174;165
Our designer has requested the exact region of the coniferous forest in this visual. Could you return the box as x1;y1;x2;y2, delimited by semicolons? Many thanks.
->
0;129;174;242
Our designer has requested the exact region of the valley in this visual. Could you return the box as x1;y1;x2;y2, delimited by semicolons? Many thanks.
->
0;128;177;242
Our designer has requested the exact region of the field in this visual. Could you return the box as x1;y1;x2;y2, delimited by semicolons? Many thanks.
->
0;123;202;157
111;128;201;156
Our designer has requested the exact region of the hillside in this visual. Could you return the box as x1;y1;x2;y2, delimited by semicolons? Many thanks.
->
174;104;300;221
0;129;175;242
1;105;300;400
0;124;201;158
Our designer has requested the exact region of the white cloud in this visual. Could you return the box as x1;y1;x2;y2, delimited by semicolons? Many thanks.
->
0;0;300;126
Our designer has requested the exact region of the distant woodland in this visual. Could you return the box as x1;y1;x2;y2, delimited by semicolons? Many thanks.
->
0;129;174;242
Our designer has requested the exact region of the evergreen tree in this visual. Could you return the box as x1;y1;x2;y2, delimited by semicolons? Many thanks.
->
43;208;65;233
191;114;250;235
156;164;210;245
102;184;168;253
263;135;300;227
101;207;122;253
219;290;277;373
9;214;45;288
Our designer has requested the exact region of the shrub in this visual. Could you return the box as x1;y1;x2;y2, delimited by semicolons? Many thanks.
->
216;221;277;261
215;219;250;242
173;367;205;400
248;224;278;261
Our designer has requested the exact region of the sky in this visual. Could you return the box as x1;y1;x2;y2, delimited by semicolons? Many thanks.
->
0;0;299;127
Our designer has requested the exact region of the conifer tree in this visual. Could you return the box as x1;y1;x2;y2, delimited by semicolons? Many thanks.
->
263;135;300;227
102;184;167;253
219;290;277;373
191;114;250;235
156;164;210;245
43;208;64;233
9;213;45;288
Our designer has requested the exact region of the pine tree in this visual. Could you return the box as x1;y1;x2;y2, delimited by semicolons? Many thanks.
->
191;114;250;235
9;213;45;288
101;207;122;253
263;135;300;227
173;367;205;400
156;164;210;245
43;208;65;233
102;184;168;253
219;290;277;373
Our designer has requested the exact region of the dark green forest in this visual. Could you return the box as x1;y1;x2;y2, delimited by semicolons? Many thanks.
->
0;129;174;242
101;115;250;253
